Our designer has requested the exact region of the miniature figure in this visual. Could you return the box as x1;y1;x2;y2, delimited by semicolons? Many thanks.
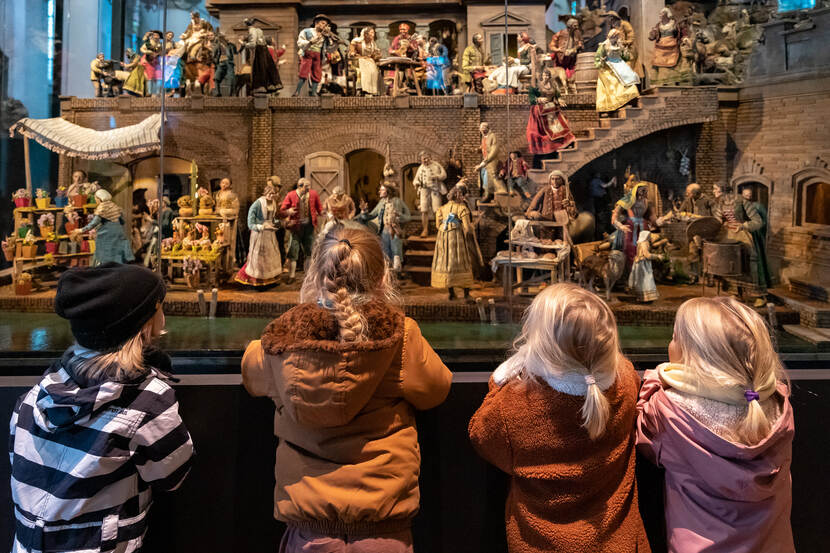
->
649;8;680;84
445;148;463;185
122;48;146;97
389;23;418;58
162;31;185;95
182;11;214;49
139;31;163;96
613;182;660;267
90;53;109;97
294;14;332;97
241;18;281;94
548;19;583;78
357;182;411;272
280;178;322;283
431;183;481;300
212;31;237;97
413;151;447;237
476;122;507;203
350;26;382;96
594;29;640;113
628;231;660;302
502;151;531;200
215;177;240;218
526;91;576;165
485;58;529;95
72;189;134;266
235;183;282;286
740;183;773;301
606;11;640;76
586;173;616;219
67;170;96;206
712;183;765;301
322;186;356;234
517;32;541;72
526;170;578;242
426;37;450;94
461;33;490;94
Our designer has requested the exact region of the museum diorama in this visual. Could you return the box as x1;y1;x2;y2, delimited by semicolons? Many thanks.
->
3;0;827;336
0;0;830;551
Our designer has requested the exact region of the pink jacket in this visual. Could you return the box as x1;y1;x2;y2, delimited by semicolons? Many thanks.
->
636;369;794;553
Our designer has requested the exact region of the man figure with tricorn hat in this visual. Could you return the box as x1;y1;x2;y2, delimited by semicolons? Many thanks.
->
294;14;332;97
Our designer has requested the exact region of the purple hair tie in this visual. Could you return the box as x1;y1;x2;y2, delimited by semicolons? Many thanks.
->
744;390;760;402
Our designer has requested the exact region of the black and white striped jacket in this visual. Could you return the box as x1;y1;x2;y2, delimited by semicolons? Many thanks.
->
8;349;194;553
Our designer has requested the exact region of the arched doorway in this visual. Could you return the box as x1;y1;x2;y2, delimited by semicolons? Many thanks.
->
401;163;420;211
346;149;386;207
429;20;458;61
131;156;193;204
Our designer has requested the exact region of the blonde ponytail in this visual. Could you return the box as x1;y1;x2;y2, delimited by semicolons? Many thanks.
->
581;374;611;439
499;284;621;440
673;296;788;446
741;396;772;445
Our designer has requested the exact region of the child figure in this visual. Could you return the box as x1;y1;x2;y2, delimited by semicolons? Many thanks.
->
469;283;651;553
637;296;795;553
242;225;452;553
9;263;193;553
628;230;660;302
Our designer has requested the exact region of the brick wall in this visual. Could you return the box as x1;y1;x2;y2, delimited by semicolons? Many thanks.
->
730;75;830;285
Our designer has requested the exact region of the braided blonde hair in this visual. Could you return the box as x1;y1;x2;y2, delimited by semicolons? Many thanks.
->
300;225;399;342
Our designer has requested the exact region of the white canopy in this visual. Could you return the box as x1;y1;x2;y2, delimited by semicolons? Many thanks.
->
9;114;161;160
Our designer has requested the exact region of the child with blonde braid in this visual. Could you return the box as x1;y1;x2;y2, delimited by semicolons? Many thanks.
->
242;224;452;553
469;283;650;553
637;296;794;553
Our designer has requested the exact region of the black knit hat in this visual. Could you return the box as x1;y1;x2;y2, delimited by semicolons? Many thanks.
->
55;263;166;351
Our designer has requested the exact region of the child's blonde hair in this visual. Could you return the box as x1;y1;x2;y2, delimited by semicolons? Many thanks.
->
497;283;622;439
300;225;399;342
73;318;156;382
673;296;788;445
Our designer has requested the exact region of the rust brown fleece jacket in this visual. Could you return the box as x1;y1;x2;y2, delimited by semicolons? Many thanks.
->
469;360;651;553
242;300;452;537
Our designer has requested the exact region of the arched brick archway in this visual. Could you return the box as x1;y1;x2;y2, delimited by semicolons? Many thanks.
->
280;125;448;190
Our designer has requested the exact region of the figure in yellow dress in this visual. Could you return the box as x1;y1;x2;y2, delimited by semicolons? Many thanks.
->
594;29;640;113
431;183;482;300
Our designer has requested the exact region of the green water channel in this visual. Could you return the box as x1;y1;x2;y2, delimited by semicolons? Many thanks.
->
0;312;817;357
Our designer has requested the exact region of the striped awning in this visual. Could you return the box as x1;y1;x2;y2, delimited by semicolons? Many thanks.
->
9;114;161;160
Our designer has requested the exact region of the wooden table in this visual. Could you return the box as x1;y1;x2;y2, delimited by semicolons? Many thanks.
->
378;57;423;97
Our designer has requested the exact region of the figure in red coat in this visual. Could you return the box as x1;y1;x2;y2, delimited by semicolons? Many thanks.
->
280;178;322;283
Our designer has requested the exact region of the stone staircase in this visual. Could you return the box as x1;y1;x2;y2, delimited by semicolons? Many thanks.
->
527;87;700;184
771;279;830;348
404;235;436;287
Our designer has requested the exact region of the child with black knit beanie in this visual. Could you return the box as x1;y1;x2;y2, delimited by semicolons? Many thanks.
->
9;262;194;553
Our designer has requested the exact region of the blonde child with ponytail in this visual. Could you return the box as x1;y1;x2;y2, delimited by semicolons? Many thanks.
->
242;225;452;553
637;296;794;553
469;283;651;553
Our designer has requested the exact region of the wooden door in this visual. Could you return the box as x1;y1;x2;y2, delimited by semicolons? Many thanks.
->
304;152;346;204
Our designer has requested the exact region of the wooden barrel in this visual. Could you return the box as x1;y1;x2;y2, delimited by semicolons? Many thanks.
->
573;51;598;94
